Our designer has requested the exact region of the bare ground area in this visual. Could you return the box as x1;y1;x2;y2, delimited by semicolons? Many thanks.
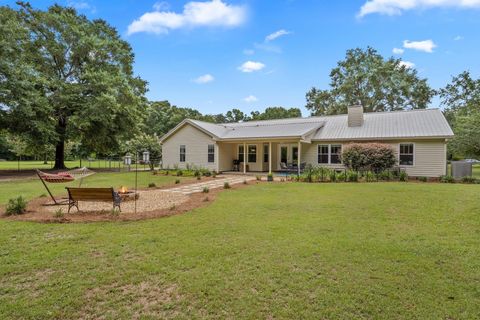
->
2;179;256;223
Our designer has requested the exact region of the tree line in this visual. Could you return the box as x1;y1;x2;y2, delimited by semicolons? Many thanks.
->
0;3;478;168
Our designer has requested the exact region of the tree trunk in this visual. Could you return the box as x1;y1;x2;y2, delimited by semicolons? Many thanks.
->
53;117;67;169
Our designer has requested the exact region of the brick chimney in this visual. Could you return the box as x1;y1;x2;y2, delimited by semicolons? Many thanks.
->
347;105;364;127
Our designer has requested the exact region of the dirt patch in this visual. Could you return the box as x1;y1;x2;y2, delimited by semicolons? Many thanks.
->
2;178;256;223
79;281;190;319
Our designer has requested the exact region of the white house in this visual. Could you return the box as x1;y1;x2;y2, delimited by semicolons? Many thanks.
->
160;106;454;177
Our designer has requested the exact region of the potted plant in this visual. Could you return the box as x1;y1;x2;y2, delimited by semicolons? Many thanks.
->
267;173;274;182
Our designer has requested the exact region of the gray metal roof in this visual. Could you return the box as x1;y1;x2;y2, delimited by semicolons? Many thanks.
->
161;109;453;142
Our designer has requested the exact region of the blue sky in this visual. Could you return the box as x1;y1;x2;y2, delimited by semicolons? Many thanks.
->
3;0;480;115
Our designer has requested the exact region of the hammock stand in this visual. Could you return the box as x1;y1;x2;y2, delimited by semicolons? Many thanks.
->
36;167;95;205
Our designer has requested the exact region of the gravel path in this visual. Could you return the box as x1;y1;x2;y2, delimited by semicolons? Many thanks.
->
45;189;188;214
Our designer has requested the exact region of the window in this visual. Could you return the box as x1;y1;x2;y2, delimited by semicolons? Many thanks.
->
318;145;329;164
292;146;299;162
330;145;342;164
248;145;257;163
179;145;186;162
280;146;288;164
263;144;269;163
238;145;244;162
399;143;414;166
208;144;215;163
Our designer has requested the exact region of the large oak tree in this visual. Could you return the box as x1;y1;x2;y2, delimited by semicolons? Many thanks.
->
0;3;147;169
305;47;435;116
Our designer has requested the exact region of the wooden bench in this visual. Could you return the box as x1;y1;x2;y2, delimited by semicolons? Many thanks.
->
66;187;121;213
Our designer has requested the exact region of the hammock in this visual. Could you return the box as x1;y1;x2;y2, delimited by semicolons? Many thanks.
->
36;167;96;204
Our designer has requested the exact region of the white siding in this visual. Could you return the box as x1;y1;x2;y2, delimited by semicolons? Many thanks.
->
161;124;217;171
301;139;447;177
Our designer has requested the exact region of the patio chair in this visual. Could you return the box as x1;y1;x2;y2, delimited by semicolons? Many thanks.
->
280;162;288;170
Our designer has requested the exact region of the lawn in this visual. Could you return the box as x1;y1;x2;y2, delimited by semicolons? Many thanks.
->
0;182;479;319
0;160;127;171
0;172;187;205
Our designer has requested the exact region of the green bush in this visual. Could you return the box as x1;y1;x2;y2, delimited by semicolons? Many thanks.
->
329;170;337;182
461;176;477;184
440;175;455;183
203;171;212;177
176;170;183;176
202;187;209;193
256;175;262;181
175;179;180;184
417;176;428;182
148;182;156;188
347;170;359;182
365;171;376;182
337;171;347;182
5;196;27;215
378;171;393;181
342;143;396;172
223;182;230;189
399;171;409;182
53;208;64;219
193;170;201;177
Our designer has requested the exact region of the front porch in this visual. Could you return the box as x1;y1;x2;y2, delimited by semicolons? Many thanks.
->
217;140;307;175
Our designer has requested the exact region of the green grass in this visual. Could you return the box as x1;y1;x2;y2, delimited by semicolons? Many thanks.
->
0;160;129;170
0;172;187;205
1;182;479;319
473;164;480;178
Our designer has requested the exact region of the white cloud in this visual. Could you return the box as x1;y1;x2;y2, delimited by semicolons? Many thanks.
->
153;1;170;11
68;1;96;13
193;74;214;84
265;29;292;42
454;35;464;41
243;95;258;103
238;61;265;73
399;61;415;69
403;39;437;53
128;0;247;35
392;47;404;55
358;0;480;17
243;49;255;55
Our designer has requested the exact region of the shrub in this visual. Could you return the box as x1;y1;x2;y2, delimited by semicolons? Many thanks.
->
176;170;183;176
302;164;315;182
193;170;201;177
5;196;27;216
347;170;359;182
256;175;262;181
378;170;393;181
203;171;212;177
164;170;169;176
342;143;396;172
175;179;180;184
202;187;209;193
53;208;64;219
365;171;376;182
212;172;217;178
223;182;230;189
417;176;428;182
461;176;477;184
337;171;347;182
148;182;156;188
440;175;455;183
329;170;337;182
399;171;409;182
196;176;201;180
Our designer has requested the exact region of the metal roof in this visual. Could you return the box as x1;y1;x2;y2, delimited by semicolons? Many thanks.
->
161;109;453;143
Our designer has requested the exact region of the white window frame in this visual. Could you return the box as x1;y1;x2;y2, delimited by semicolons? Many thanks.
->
179;145;186;163
248;144;257;163
207;144;215;163
318;144;343;164
398;143;415;166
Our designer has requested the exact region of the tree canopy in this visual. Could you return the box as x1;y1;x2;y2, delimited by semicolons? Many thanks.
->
440;71;480;158
0;3;147;168
305;47;435;116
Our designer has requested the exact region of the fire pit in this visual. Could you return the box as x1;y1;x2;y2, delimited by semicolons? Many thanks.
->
117;186;139;202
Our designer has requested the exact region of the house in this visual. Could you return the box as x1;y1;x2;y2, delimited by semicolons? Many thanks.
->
160;106;454;177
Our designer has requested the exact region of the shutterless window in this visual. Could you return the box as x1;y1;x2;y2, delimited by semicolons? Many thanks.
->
238;145;244;162
318;145;329;164
208;144;215;163
399;143;414;166
248;145;257;163
330;145;342;164
263;144;269;162
179;145;186;162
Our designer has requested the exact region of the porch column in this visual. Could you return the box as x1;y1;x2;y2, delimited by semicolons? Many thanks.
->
297;141;301;176
268;142;272;175
243;142;247;174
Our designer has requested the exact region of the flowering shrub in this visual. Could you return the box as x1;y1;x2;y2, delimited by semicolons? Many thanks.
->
342;143;396;172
